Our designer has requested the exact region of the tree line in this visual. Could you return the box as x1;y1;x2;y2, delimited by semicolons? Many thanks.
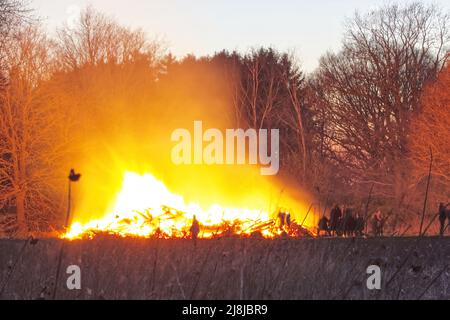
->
0;1;449;236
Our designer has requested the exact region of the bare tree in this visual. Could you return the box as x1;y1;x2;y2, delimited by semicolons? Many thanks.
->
410;59;450;199
226;48;311;180
56;6;161;71
312;3;449;210
283;54;308;180
0;0;29;38
232;48;283;130
0;0;31;75
0;25;67;236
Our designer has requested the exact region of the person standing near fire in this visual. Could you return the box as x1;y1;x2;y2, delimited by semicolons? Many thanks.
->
190;215;200;240
318;215;330;236
372;209;383;236
278;210;286;229
438;202;449;236
285;212;291;227
329;204;342;236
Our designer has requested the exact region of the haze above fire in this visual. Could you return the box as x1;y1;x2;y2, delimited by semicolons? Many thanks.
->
66;60;312;228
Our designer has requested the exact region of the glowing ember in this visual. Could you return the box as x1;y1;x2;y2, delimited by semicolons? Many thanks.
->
63;171;312;239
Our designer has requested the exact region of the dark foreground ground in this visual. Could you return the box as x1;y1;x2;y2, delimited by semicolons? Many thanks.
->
0;236;449;300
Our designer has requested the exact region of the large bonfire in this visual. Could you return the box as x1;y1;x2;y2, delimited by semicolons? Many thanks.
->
63;171;313;239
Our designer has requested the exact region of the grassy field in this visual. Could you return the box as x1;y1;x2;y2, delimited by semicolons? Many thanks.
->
0;236;449;300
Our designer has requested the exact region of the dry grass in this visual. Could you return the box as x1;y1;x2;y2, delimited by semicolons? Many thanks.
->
0;237;449;300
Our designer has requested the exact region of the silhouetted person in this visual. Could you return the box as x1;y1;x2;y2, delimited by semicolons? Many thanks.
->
330;204;342;236
278;211;286;229
343;208;356;237
190;215;200;240
285;212;291;227
318;216;330;236
355;213;364;236
438;203;449;236
372;209;383;236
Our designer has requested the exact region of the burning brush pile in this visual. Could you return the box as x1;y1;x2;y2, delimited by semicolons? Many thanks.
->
63;172;313;240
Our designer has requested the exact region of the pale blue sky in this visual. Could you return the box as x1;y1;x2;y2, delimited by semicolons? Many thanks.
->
33;0;449;72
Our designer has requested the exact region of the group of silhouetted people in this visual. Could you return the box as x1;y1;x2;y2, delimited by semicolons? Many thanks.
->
318;204;366;237
187;202;450;239
317;202;450;237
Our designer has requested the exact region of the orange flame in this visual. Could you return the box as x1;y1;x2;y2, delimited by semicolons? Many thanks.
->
63;171;313;239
